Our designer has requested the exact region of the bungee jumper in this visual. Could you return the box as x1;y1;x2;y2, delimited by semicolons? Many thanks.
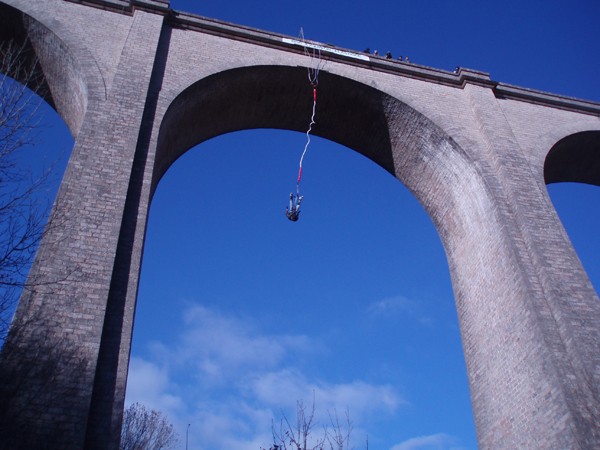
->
285;29;324;222
286;192;303;221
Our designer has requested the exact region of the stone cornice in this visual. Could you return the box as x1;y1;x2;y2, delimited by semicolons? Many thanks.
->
494;83;600;115
63;0;600;117
65;0;169;14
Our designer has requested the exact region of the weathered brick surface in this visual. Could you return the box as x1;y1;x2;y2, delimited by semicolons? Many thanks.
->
0;0;599;448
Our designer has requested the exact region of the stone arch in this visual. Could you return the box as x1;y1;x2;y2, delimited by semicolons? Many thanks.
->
153;66;486;216
0;4;49;100
152;65;528;444
150;64;600;448
544;130;600;186
0;0;107;136
154;66;502;270
155;66;390;192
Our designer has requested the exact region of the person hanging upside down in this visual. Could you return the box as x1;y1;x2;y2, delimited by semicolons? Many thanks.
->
285;192;303;221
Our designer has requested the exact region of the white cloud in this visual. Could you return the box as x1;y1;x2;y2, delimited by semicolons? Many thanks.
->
248;368;403;423
150;304;317;385
390;433;462;450
126;303;406;449
318;379;401;415
125;357;184;414
367;295;435;327
367;295;415;316
247;368;307;408
185;402;273;450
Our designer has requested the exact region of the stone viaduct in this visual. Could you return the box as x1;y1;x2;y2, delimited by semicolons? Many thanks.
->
0;0;599;448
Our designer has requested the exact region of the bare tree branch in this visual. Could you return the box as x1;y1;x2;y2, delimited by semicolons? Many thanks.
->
326;409;353;450
0;39;68;342
264;397;361;450
120;402;179;450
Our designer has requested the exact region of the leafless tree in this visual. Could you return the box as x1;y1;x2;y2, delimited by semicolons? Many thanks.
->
264;399;359;450
0;40;81;447
0;39;54;342
120;402;179;450
325;409;354;450
273;399;327;450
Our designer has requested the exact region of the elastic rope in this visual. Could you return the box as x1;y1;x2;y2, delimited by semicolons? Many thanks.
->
297;93;317;182
306;50;322;86
300;27;323;87
293;28;323;197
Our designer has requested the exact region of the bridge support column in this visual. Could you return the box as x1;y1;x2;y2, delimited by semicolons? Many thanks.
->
0;9;164;450
450;84;600;449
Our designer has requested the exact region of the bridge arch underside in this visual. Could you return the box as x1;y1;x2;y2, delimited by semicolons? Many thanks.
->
0;1;89;136
154;66;497;331
155;65;500;281
154;66;548;445
155;66;489;253
544;130;600;186
0;5;47;96
154;66;399;191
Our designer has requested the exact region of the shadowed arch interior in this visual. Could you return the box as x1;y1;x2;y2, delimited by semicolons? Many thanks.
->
0;5;51;101
0;1;89;136
153;66;399;193
545;131;600;186
153;64;488;254
154;65;488;247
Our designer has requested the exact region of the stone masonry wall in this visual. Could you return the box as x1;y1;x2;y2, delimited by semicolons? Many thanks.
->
0;0;598;448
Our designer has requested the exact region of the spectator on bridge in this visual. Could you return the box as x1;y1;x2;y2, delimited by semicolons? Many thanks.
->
385;51;392;59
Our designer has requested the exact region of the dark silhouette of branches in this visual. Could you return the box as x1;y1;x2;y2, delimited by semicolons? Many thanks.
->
277;399;326;450
120;402;179;450
264;398;361;450
0;38;87;449
326;409;354;450
0;39;61;342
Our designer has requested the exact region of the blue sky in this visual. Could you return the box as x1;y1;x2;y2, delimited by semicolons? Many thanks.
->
15;0;600;449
